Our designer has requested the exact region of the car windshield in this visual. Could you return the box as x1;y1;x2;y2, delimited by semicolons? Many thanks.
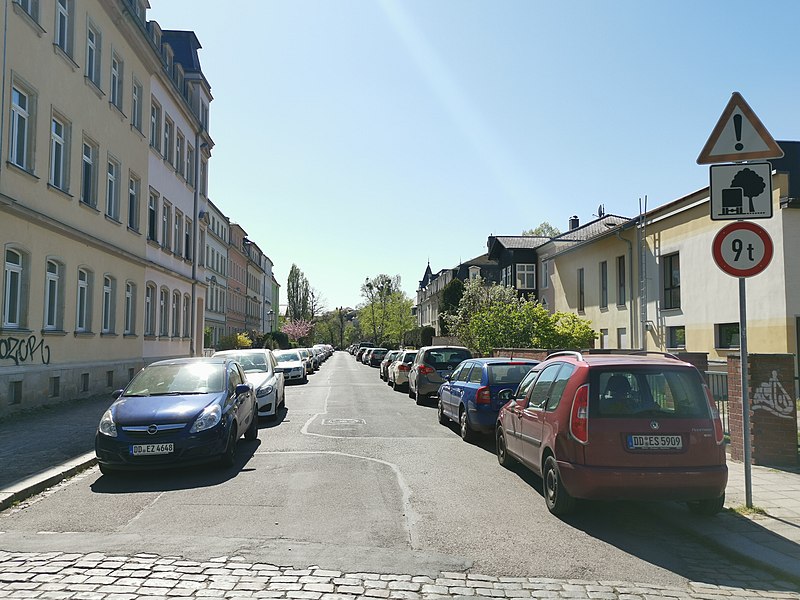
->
124;362;224;396
488;363;536;386
221;352;268;373
275;351;301;363
427;349;471;370
591;368;710;418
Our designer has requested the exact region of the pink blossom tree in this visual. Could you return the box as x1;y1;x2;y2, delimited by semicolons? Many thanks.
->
281;319;313;342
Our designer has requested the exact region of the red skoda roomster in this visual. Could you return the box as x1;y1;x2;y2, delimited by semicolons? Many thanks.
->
495;351;727;517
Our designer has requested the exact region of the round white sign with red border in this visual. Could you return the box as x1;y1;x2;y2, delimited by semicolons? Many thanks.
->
712;221;773;277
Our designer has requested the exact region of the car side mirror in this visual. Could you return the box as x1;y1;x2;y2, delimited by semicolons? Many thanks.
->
112;389;124;400
444;374;452;381
235;383;252;396
498;388;514;403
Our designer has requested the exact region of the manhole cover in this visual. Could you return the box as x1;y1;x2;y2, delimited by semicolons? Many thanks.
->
322;418;366;425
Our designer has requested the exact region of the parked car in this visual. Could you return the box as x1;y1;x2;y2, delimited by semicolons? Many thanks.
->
298;347;317;373
368;348;388;367
495;351;728;517
355;343;374;360
273;350;308;384
95;357;258;473
408;345;472;404
438;358;538;442
380;350;402;381
388;350;417;391
361;348;376;365
213;349;285;419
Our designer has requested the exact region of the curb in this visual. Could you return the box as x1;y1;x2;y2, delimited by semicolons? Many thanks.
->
0;452;97;512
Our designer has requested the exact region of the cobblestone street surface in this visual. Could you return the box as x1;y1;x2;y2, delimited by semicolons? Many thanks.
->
1;551;798;600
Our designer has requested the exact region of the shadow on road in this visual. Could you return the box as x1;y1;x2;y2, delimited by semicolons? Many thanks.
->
259;405;288;429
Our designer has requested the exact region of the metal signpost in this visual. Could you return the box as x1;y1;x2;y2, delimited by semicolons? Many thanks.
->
699;92;782;509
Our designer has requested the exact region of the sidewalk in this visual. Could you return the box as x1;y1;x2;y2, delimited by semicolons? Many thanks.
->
1;398;800;584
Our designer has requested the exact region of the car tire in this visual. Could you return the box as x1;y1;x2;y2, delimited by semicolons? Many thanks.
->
414;388;424;406
459;407;475;442
98;463;116;476
496;427;514;469
302;373;308;384
438;400;447;425
244;405;258;441
408;383;415;400
687;494;725;516
543;455;576;516
219;424;238;468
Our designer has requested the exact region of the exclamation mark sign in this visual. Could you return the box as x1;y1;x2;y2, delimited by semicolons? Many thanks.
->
733;113;744;151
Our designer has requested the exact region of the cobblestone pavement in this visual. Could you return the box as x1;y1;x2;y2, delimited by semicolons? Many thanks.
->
1;551;798;600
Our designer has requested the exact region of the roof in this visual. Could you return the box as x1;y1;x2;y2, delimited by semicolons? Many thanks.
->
491;236;550;250
551;214;630;242
161;30;203;73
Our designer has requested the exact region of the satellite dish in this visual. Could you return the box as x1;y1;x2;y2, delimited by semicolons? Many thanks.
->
597;204;605;218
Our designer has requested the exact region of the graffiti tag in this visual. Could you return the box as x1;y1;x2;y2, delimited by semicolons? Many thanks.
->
0;335;51;365
751;370;795;419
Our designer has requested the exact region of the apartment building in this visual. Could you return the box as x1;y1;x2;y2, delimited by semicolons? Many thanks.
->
204;199;228;348
226;223;248;336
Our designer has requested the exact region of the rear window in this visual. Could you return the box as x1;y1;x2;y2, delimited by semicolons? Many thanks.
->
402;352;417;363
488;363;535;386
591;368;709;418
425;348;472;370
373;350;387;358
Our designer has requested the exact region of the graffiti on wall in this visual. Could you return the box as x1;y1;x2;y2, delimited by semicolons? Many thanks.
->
0;335;51;365
751;370;795;419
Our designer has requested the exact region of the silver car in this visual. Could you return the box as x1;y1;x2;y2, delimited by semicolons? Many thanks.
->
388;350;417;392
273;350;308;384
408;345;472;404
213;349;285;419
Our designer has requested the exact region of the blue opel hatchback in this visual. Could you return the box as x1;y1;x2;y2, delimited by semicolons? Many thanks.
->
95;357;257;474
438;357;539;442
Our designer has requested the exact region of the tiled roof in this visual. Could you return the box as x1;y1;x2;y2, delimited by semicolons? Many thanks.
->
552;214;630;242
492;236;550;249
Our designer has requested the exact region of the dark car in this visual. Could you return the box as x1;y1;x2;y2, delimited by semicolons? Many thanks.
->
495;351;727;517
368;348;388;367
95;357;258;473
438;357;538;442
408;345;472;404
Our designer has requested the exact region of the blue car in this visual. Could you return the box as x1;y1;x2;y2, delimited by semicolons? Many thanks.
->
95;357;258;474
437;357;539;442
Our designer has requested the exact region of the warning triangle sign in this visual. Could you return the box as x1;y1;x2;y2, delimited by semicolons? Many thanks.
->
697;92;784;164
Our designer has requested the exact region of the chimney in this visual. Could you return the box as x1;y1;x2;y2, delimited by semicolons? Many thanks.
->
569;215;579;230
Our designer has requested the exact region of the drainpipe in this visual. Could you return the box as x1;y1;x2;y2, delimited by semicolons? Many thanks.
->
0;0;9;176
190;129;201;356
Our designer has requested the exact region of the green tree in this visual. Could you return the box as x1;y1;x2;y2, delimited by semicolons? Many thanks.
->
522;221;561;237
287;264;310;321
358;274;413;347
438;278;464;335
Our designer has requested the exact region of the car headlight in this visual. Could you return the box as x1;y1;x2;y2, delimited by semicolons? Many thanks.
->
190;403;222;433
256;385;274;398
98;409;117;438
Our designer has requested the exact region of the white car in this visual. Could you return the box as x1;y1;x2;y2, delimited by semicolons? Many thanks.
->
274;350;308;384
388;349;418;392
213;349;285;418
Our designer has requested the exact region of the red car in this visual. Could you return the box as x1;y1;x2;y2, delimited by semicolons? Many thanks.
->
495;351;727;517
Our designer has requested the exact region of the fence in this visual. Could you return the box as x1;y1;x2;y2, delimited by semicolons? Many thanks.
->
705;370;729;437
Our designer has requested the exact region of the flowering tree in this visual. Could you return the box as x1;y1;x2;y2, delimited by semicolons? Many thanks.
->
281;319;313;342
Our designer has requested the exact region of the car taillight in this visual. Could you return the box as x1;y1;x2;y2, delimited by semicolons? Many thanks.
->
419;365;434;375
476;386;491;405
704;384;725;445
399;364;410;372
570;384;589;445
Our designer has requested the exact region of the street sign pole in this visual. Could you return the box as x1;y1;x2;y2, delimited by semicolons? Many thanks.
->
738;276;752;508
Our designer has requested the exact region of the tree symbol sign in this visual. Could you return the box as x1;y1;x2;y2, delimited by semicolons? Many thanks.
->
730;167;766;213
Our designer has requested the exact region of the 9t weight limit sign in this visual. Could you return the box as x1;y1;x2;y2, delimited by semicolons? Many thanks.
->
712;221;773;278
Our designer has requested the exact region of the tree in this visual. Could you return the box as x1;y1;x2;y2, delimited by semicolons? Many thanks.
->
287;264;310;321
730;168;766;213
438;278;464;335
358;274;413;347
522;221;561;237
281;319;313;343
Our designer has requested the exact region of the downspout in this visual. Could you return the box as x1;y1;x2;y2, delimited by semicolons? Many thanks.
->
615;230;635;349
190;128;201;356
0;0;9;175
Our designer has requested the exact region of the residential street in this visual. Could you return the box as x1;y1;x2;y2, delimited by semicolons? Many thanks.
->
2;352;799;599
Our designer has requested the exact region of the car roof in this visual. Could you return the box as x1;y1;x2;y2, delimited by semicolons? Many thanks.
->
467;357;539;364
213;349;268;355
150;357;230;366
544;352;694;369
420;345;469;351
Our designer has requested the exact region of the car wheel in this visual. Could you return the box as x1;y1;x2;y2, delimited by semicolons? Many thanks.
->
302;373;308;384
438;400;447;425
244;405;258;441
543;455;576;516
219;424;238;468
459;407;475;442
408;382;415;400
687;493;725;516
496;427;515;468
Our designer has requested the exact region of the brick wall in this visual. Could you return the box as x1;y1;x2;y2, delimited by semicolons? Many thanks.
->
491;348;551;361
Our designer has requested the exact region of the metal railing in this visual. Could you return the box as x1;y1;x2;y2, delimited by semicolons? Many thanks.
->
705;370;729;436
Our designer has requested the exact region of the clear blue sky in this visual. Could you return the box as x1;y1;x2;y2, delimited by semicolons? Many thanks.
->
149;0;800;311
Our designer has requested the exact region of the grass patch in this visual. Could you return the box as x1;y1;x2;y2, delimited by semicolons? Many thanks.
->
728;504;768;518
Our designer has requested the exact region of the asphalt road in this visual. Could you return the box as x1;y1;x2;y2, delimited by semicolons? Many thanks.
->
0;352;782;591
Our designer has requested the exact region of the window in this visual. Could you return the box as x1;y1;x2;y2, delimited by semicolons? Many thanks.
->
663;253;680;310
528;364;561;410
159;288;169;336
516;263;536;290
106;158;119;219
131;79;142;131
127;175;140;231
183;295;190;337
200;158;208;196
44;260;61;330
541;261;549;289
184;218;192;259
81;139;97;206
186;144;195;185
86;25;101;86
599;260;608;309
149;98;161;150
200;101;209;129
18;0;39;21
161;202;171;249
147;192;158;241
144;284;156;335
49;376;60;398
577;268;584;312
10;86;32;170
163;116;174;166
55;0;72;55
76;268;90;332
667;326;686;349
171;291;180;337
176;130;185;177
101;275;114;333
50;116;68;190
501;265;512;287
3;249;23;328
617;327;627;349
173;210;183;256
599;328;608;349
124;281;135;334
716;323;739;349
110;53;123;109
617;255;626;306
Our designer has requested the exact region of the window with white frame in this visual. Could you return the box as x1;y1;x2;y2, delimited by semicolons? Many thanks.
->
516;263;536;290
50;116;68;190
131;79;142;131
147;192;158;241
44;259;61;330
18;0;39;21
617;255;626;306
159;288;169;336
171;291;180;337
55;0;72;56
106;158;119;219
174;210;183;256
10;85;32;170
186;144;195;185
183;295;190;337
85;25;101;86
127;174;139;231
184;217;192;259
541;260;549;289
3;249;24;328
200;101;209;129
81;139;97;206
161;202;171;250
176;130;185;177
101;275;114;333
200;158;207;196
163;116;174;166
501;265;511;287
149;98;161;150
144;284;155;335
76;268;90;332
124;281;135;335
599;260;608;309
110;53;123;109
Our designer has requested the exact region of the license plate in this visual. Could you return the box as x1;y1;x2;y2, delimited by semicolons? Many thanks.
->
130;443;174;456
627;435;682;450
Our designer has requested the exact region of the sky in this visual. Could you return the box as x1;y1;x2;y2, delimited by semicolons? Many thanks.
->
148;0;800;312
